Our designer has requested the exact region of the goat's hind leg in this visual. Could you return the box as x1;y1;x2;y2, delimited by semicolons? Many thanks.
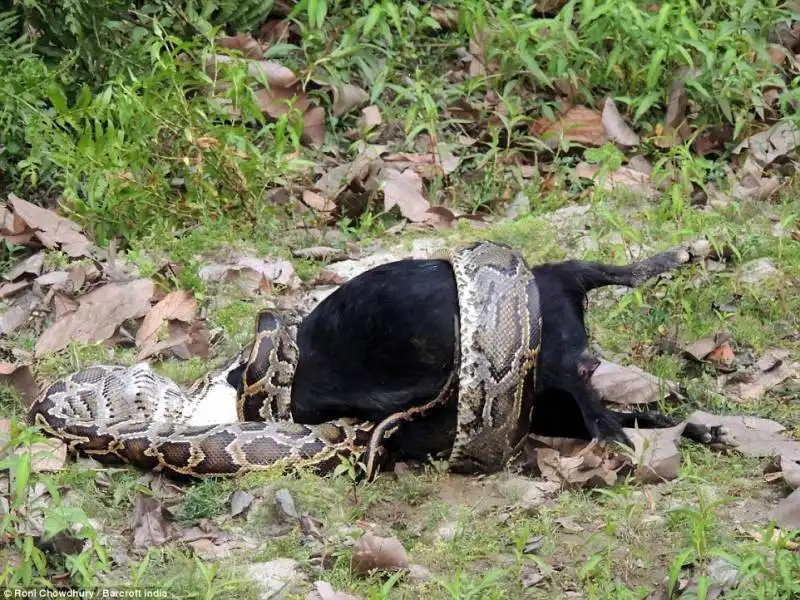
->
572;239;711;292
610;408;728;446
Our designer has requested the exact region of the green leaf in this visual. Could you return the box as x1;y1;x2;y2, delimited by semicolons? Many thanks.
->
645;48;666;91
14;451;31;504
363;4;383;36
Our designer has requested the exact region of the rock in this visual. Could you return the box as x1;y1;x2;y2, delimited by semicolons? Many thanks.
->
275;488;299;522
407;564;432;583
246;558;305;599
497;475;560;511
411;237;446;259
434;521;460;542
739;257;778;285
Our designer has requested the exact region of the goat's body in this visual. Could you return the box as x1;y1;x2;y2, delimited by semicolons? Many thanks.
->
289;246;699;466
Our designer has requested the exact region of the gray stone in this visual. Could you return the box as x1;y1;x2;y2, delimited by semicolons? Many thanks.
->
246;558;305;599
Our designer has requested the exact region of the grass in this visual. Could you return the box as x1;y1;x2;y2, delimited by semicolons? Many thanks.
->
1;0;800;596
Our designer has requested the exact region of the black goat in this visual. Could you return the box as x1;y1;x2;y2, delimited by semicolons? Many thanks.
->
289;242;715;471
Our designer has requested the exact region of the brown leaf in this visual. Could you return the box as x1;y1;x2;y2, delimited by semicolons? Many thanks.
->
681;332;731;362
291;246;348;261
602;98;640;147
35;279;155;357
15;438;67;473
733;121;800;176
217;34;263;59
379;168;432;223
8;194;91;257
625;424;685;483
771;488;800;530
138;320;210;361
0;362;39;405
0;281;31;299
724;356;797;402
687;410;800;460
53;291;80;320
574;163;657;199
310;270;346;286
361;105;382;129
332;84;369;117
306;581;360;600
136;290;197;348
4;251;44;281
536;442;621;488
207;55;297;88
198;256;299;290
707;342;736;368
591;360;679;406
0;291;40;336
259;20;293;45
35;271;68;288
302;190;336;213
302;106;326;148
665;79;688;130
351;533;409;575
532;106;605;148
132;494;178;549
254;85;311;119
429;7;458;29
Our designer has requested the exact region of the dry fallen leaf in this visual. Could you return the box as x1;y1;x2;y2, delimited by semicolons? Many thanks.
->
132;494;178;549
15;438;67;473
0;281;30;299
770;488;800;530
136;290;197;349
0;291;40;336
724;354;797;402
361;105;382;128
198;256;299;290
332;84;369;117
602;98;640;147
591;360;680;406
302;106;326;148
254;85;311;119
207;54;297;88
36;279;155;357
302;190;336;214
625;424;685;484
350;533;409;575
216;33;263;59
306;581;360;600
532;106;605;148
681;332;732;362
733;121;800;177
4;251;45;281
8;194;91;257
574;163;658;199
687;410;800;461
536;442;621;488
0;362;39;406
291;246;349;261
379;168;432;223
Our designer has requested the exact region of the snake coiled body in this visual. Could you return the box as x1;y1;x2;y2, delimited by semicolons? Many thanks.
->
27;241;542;478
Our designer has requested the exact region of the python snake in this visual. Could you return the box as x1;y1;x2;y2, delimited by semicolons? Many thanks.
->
27;241;542;479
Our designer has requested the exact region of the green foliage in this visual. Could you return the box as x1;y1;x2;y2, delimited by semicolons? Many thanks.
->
9;0;277;82
458;0;794;135
19;32;312;243
0;420;109;587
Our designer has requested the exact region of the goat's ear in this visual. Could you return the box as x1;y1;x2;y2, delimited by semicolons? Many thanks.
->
577;354;601;381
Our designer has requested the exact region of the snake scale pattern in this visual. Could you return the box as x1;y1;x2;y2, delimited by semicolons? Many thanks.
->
27;241;542;479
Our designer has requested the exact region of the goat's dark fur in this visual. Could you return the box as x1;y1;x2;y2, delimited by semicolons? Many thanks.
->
289;244;712;467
